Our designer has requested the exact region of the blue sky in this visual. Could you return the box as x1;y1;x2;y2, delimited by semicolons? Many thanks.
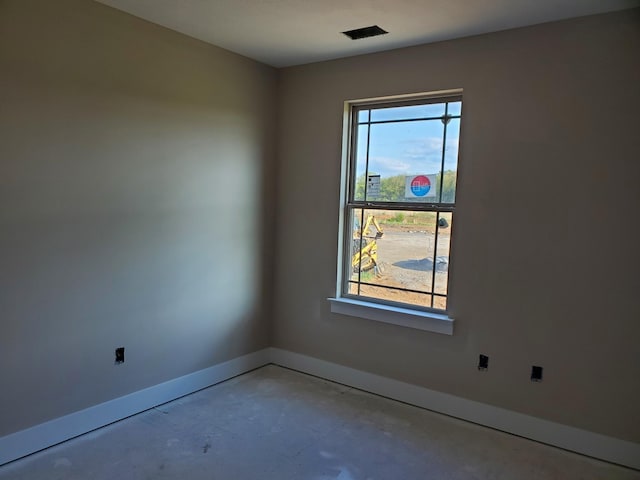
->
355;103;460;180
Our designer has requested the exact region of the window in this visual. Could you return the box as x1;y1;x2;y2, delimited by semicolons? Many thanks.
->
333;91;462;326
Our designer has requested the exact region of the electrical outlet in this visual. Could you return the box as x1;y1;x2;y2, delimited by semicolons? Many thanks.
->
478;354;489;371
115;347;125;364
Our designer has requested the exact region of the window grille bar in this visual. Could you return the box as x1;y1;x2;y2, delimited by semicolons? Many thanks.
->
439;102;449;204
347;280;447;303
348;202;454;212
357;115;461;126
430;212;441;308
348;280;447;297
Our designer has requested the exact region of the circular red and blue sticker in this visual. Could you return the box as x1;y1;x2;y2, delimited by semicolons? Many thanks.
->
410;175;431;197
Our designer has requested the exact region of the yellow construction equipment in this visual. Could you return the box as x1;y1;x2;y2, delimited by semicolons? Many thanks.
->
352;215;383;273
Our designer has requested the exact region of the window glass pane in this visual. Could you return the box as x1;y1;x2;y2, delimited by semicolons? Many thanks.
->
447;101;462;117
352;124;369;201
347;209;450;309
348;208;383;282
441;118;460;203
367;120;444;202
348;282;433;309
433;212;453;298
357;109;369;123
370;103;445;122
433;295;447;311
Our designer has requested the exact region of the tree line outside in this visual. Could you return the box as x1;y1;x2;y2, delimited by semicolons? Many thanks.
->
352;171;456;229
355;170;457;204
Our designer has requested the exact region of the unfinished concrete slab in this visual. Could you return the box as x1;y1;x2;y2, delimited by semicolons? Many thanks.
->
1;365;638;480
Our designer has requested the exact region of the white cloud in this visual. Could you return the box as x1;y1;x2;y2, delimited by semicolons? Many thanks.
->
368;155;442;177
401;136;458;160
368;156;411;174
365;133;460;177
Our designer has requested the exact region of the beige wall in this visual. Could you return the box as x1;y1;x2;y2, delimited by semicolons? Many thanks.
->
0;0;276;436
1;0;638;447
274;9;640;442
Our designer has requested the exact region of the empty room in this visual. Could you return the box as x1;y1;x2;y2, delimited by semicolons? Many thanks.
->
1;0;639;478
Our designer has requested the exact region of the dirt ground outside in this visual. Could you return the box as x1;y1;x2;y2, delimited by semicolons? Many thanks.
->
350;222;451;310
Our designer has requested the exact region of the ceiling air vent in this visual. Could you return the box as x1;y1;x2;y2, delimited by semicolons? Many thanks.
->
342;25;388;40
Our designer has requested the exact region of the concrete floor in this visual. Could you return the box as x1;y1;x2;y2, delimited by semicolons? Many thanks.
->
1;365;638;480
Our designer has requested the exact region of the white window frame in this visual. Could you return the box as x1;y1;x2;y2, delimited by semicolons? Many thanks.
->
329;90;462;335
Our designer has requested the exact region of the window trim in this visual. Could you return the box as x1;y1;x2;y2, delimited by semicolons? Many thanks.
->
330;90;462;335
328;297;454;335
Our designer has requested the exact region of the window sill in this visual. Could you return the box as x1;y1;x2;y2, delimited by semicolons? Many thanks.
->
327;297;454;335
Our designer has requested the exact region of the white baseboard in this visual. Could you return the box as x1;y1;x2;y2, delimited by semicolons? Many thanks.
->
269;348;640;471
0;348;271;466
3;347;638;470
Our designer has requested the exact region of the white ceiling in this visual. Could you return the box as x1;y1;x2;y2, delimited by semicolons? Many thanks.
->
95;0;639;67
